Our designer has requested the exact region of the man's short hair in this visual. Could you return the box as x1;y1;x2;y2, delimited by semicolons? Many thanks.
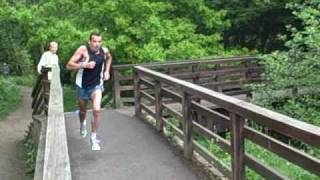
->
89;32;102;40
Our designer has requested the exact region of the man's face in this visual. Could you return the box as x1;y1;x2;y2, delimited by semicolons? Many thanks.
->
49;43;58;54
89;35;102;52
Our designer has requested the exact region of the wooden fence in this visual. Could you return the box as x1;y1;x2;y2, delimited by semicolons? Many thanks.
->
133;65;320;180
111;56;262;108
31;66;72;180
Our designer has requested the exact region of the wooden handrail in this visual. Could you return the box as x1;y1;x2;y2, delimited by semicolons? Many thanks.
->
31;65;72;180
113;56;256;70
135;66;320;148
112;56;262;108
134;65;320;179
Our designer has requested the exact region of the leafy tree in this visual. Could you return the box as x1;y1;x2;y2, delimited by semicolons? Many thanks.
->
0;2;32;75
251;0;320;126
208;0;297;53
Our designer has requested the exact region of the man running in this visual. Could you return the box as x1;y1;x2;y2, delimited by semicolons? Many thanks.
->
67;32;112;150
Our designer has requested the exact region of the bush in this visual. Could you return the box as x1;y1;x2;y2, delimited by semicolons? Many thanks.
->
23;131;36;177
0;76;21;119
10;74;36;87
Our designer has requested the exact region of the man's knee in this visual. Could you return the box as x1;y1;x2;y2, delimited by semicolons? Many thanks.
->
93;108;101;116
79;110;86;116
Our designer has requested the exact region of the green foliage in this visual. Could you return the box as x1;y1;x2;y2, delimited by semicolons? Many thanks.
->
9;75;36;87
63;85;78;112
0;76;21;119
245;140;319;179
209;0;296;53
0;9;33;75
2;0;247;67
164;115;319;178
23;130;36;177
251;0;320;126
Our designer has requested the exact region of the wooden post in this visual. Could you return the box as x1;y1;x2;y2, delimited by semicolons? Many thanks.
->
244;59;251;81
191;64;199;85
155;81;163;132
133;70;141;117
215;64;223;92
43;70;51;116
230;112;245;180
182;92;193;159
191;64;201;123
113;69;122;108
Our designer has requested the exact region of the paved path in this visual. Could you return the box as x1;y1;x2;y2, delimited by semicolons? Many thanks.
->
65;109;207;180
0;87;33;180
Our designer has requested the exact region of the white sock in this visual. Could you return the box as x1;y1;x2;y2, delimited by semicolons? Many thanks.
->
91;132;97;139
80;121;86;129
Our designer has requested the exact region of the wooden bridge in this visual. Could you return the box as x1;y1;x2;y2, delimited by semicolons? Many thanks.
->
30;56;320;180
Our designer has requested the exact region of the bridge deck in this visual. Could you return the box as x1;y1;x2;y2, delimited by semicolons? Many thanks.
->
65;109;206;180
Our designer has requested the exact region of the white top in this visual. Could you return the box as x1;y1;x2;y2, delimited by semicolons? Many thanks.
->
37;51;59;74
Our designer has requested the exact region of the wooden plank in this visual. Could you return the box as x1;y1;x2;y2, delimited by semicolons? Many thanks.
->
120;85;134;91
245;154;289;180
145;56;257;69
120;97;135;103
163;117;183;138
34;115;47;180
191;102;230;128
31;74;42;98
193;141;232;179
172;67;262;80
112;69;122;108
230;113;245;180
162;103;183;120
140;78;155;89
224;89;249;96
162;87;182;103
112;56;257;70
32;83;43;108
134;70;141;117
192;121;231;153
32;88;43;111
155;81;163;132
191;64;199;85
33;93;44;115
118;75;133;81
42;66;71;180
140;90;155;103
141;103;156;118
182;92;193;159
245;126;320;176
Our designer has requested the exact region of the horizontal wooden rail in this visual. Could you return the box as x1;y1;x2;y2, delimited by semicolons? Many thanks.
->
134;65;320;179
112;56;262;108
31;66;72;180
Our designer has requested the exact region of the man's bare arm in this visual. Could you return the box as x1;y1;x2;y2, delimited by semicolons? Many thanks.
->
66;45;97;70
105;52;112;73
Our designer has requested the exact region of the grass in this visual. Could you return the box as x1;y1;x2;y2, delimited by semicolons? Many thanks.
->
9;74;36;87
165;116;320;179
0;76;22;119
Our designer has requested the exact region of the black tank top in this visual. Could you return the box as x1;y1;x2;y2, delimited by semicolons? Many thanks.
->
82;45;105;88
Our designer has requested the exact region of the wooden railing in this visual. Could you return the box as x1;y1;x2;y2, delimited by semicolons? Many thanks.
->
133;65;320;180
112;56;262;108
31;66;72;180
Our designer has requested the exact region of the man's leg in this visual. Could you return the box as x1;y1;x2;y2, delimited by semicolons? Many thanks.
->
79;99;88;137
91;89;102;133
90;88;102;150
79;99;88;123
